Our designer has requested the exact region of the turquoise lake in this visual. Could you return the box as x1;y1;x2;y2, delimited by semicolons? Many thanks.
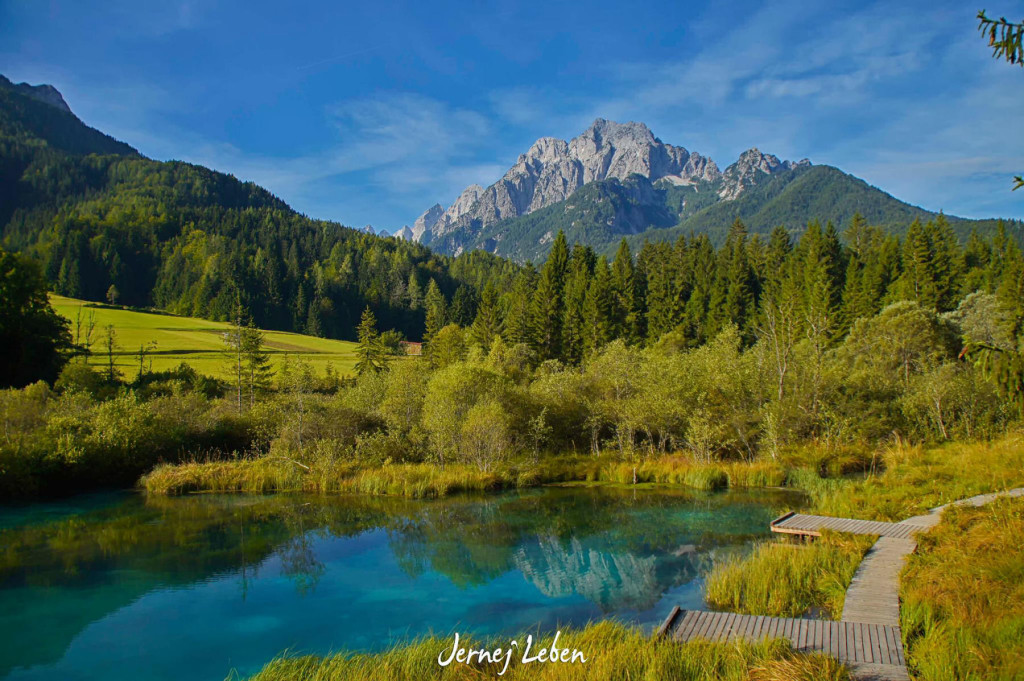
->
0;486;801;680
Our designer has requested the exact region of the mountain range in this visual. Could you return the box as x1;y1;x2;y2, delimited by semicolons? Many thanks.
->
400;118;1010;261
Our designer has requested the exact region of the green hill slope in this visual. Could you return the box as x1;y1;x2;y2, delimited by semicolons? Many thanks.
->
0;74;520;341
51;296;360;379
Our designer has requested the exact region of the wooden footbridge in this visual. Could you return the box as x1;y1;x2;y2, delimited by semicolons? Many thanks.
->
657;488;1024;681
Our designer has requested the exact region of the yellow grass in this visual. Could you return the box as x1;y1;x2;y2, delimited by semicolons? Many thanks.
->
238;621;850;681
51;295;359;379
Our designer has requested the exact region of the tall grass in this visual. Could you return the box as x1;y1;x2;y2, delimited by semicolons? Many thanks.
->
900;496;1024;681
702;432;1024;619
705;531;875;619
237;621;849;681
812;434;1024;521
142;454;791;497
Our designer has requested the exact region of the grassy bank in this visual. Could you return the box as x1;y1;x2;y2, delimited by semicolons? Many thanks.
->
901;496;1024;681
705;531;875;619
141;455;791;497
237;621;849;681
696;433;1024;679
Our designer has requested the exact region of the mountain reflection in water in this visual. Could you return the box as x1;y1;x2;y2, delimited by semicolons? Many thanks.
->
0;485;803;681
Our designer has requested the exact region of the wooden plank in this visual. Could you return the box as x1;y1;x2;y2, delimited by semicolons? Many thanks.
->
692;612;715;641
764;617;780;640
867;623;879;663
655;605;681;637
853;622;863;663
674;610;700;642
718;613;735;642
683;611;706;641
706;613;727;642
837;621;847;661
878;625;893;666
748;615;764;641
737;614;755;641
885;627;897;666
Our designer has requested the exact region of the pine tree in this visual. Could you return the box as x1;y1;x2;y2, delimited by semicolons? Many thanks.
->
583;256;615;355
355;306;387;375
406;272;423;310
531;230;569;360
470;282;502;349
242;322;273;407
795;220;844;343
684;234;716;344
898;218;939;308
423;279;447;343
931;214;960;311
504;265;537;346
562;245;592;364
449;284;477;326
642;241;678;344
610;239;638;343
709;220;755;340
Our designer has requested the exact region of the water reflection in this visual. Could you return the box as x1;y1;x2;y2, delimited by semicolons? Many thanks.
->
0;485;802;681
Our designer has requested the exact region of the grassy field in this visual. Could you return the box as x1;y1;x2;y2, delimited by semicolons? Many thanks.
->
51;295;359;379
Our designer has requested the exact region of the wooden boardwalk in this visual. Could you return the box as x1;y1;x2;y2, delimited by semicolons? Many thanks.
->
660;487;1024;681
769;511;922;539
841;537;915;626
659;608;908;680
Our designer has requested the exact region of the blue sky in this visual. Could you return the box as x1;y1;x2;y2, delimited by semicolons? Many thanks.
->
2;0;1022;230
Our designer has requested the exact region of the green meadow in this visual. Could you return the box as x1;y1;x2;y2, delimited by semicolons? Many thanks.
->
50;295;359;379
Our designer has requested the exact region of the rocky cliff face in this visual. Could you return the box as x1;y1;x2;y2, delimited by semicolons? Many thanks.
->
1;76;73;114
415;118;804;252
718;148;810;200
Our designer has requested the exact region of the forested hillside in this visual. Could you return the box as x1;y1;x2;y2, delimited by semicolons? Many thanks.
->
2;74;1022;353
0;75;519;341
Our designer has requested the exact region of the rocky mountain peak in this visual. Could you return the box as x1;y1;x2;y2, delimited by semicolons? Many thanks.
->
412;203;444;242
414;120;805;253
719;147;811;200
1;76;73;114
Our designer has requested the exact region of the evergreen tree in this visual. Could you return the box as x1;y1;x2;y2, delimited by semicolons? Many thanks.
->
642;241;678;344
709;220;756;340
684;234;716;344
503;265;537;346
470;282;502;348
610;239;638;343
355;306;387;375
423;278;447;343
562;245;592;364
897;218;939;309
406;272;423;310
242;322;273;407
583;256;615;355
531;230;569;360
449;284;477;327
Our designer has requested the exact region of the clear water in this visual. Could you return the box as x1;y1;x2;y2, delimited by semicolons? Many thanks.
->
0;485;801;680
